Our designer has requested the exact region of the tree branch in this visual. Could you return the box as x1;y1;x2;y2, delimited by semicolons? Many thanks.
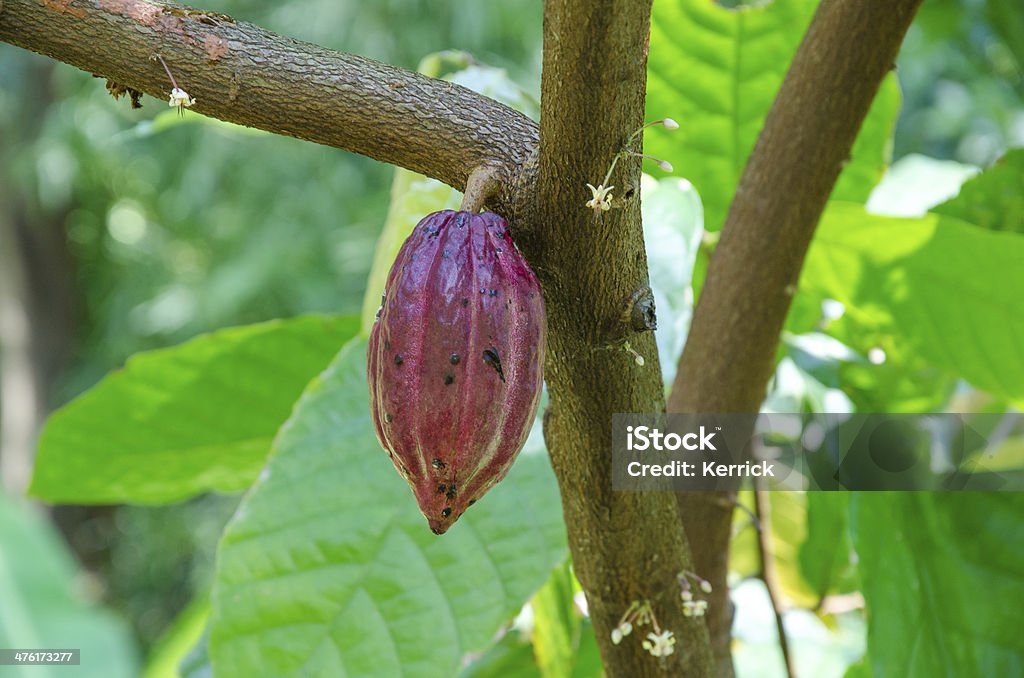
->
515;1;713;675
754;488;796;678
668;0;923;673
0;0;538;215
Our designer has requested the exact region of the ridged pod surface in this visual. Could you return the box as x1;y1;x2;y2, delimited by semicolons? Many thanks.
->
368;210;546;534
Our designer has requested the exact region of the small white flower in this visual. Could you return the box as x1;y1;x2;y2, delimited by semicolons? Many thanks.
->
662;118;680;129
683;599;708;617
168;87;196;111
585;183;614;213
700;580;713;594
657;160;674;173
642;630;676;658
681;589;693;602
611;620;633;645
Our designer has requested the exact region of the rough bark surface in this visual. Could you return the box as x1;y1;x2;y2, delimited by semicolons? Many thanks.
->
668;1;924;673
514;1;714;675
0;0;537;215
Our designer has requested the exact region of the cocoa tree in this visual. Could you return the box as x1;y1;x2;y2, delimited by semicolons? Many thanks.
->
1;0;933;676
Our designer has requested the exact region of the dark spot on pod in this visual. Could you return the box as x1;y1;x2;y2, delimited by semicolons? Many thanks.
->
444;373;454;385
446;484;457;500
482;347;505;382
383;339;391;350
394;354;404;365
384;413;393;423
496;247;503;253
479;287;486;294
402;264;407;272
461;298;469;307
468;499;477;506
441;508;452;518
432;458;445;470
488;289;498;297
449;353;460;365
442;248;449;258
400;463;409;475
437;483;447;494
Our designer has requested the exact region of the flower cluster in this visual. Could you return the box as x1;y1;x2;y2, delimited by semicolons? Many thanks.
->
585;118;680;214
678;570;713;618
609;600;676;658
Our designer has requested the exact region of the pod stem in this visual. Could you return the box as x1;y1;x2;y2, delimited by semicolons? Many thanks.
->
460;165;500;213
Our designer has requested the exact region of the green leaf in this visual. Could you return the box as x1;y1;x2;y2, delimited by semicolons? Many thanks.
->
801;203;1024;406
932;149;1024;234
31;315;359;505
210;338;567;677
798;493;857;601
531;560;577;678
0;491;138;678
851;493;1024;676
360;54;539;334
646;0;899;232
729;491;819;608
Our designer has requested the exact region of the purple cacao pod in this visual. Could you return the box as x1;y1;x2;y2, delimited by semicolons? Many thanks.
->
368;210;546;534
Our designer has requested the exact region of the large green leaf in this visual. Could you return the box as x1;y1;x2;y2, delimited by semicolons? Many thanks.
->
646;0;899;232
0;491;137;678
801;203;1024;406
932;149;1024;234
851;493;1024;676
31;315;359;505
210;338;567;677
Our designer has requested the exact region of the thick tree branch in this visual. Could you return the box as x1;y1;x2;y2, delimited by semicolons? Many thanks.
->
669;0;923;673
0;0;538;215
515;1;713;676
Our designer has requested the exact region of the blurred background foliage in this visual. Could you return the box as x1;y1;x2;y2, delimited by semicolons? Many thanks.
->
0;0;1021;675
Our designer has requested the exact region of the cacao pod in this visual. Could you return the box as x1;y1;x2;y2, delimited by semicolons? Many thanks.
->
368;210;546;534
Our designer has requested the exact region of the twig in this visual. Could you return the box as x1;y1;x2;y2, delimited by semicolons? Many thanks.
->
459;166;500;213
753;485;797;678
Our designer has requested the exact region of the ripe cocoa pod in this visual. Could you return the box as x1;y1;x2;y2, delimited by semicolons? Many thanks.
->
368;210;546;534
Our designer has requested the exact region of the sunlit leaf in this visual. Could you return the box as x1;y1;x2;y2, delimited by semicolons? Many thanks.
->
31;315;358;504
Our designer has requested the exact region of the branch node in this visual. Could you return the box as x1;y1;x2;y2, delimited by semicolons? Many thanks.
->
460;165;501;213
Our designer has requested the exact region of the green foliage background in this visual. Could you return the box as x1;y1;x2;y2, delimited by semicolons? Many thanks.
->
1;0;1022;676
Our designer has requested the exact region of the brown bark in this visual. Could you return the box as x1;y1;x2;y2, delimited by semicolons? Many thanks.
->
510;1;714;675
669;0;924;673
0;0;537;216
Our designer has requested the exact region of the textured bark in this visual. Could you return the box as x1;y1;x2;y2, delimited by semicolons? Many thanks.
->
669;0;924;673
511;1;714;675
0;0;537;215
